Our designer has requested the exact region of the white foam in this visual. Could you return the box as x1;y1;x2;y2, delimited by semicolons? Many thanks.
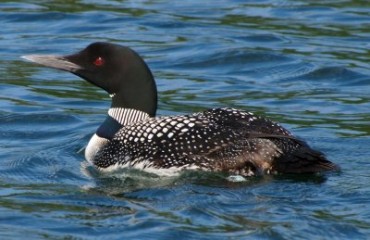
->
98;160;200;177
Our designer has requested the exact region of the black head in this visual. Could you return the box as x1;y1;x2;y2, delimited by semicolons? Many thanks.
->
23;42;157;117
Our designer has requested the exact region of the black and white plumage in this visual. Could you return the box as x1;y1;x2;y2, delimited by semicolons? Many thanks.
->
22;42;339;176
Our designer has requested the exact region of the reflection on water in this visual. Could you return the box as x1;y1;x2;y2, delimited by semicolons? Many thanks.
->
0;0;369;239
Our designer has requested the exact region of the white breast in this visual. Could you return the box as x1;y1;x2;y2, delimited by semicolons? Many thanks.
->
85;134;110;164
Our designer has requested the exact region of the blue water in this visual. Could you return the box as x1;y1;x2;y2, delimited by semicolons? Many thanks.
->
1;0;370;239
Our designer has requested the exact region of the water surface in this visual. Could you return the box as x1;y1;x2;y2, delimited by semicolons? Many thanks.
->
0;0;369;239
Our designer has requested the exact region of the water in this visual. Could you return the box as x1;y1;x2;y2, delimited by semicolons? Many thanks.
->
1;0;369;239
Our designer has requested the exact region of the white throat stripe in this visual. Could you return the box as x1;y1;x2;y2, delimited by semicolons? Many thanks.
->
108;108;150;125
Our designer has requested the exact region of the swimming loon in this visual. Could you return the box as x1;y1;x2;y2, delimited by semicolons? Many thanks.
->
22;42;338;176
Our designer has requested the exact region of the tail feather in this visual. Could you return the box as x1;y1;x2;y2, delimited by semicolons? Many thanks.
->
272;146;339;174
252;134;339;174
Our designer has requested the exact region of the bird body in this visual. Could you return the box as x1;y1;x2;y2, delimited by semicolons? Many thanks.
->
23;42;339;176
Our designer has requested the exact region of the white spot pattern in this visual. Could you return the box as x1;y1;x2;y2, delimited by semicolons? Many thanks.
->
90;107;308;176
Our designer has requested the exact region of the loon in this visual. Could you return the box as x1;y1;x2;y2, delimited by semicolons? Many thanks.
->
22;42;338;176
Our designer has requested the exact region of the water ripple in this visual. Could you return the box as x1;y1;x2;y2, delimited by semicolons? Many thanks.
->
1;0;370;239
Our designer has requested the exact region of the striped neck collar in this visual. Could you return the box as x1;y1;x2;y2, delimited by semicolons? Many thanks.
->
108;108;150;126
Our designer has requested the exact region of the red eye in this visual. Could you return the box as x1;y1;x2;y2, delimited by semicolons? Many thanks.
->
93;57;105;66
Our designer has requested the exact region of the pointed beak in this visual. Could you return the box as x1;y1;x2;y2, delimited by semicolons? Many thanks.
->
21;54;82;72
